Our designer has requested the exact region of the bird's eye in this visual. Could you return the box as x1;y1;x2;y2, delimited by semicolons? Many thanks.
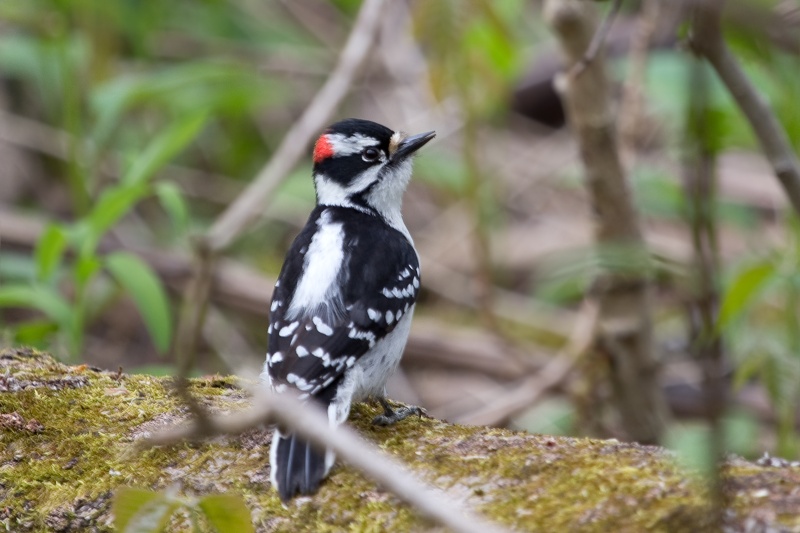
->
362;147;381;162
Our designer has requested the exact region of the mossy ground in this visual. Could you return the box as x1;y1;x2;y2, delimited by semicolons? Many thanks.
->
1;347;799;532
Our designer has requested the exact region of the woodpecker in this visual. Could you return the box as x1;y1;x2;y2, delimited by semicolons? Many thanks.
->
262;118;435;501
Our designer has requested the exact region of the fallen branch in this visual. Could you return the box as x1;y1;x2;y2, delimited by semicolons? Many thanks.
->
142;378;510;533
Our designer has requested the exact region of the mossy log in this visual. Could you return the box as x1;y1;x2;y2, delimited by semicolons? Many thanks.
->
1;347;799;532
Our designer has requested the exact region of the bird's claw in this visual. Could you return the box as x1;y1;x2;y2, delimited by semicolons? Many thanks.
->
372;398;426;426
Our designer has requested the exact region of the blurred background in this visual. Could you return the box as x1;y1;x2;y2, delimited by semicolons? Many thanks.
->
1;0;800;462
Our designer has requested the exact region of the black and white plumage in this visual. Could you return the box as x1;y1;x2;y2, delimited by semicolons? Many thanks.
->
262;118;435;501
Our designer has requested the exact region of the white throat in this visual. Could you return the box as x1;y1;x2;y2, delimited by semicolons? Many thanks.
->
313;159;414;243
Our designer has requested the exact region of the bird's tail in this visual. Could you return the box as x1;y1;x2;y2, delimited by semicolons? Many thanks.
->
270;430;332;502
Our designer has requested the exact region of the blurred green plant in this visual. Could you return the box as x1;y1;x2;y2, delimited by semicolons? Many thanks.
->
113;487;253;533
0;0;315;360
720;218;800;458
0;113;206;360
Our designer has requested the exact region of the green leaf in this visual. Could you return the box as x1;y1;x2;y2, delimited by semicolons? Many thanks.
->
732;352;767;391
0;285;73;331
717;259;777;331
113;488;180;533
34;224;67;282
81;183;149;256
122;112;208;187
154;182;189;235
105;252;173;353
197;493;254;533
74;254;102;289
13;320;59;347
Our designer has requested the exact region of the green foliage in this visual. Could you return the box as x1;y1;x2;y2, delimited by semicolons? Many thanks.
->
0;112;203;358
113;488;254;533
34;224;68;282
721;219;800;458
413;0;523;118
113;488;181;533
667;412;760;475
105;252;173;353
0;0;318;362
197;493;255;532
122;113;209;187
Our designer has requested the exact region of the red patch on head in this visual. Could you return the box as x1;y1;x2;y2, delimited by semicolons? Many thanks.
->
313;134;334;164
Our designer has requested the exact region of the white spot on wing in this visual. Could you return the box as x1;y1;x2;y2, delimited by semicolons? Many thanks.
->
313;316;334;336
386;310;394;324
367;308;381;321
413;277;419;289
382;287;394;299
296;346;309;357
279;321;299;337
270;351;283;363
349;327;376;347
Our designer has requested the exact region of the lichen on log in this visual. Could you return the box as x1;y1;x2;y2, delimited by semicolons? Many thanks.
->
0;347;798;532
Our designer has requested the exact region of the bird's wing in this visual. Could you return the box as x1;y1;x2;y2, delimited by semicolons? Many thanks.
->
266;231;419;403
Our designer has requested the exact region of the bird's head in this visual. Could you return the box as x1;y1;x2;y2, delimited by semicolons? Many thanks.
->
311;118;435;220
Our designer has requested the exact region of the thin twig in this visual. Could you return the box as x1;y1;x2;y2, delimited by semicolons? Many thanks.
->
619;0;660;167
455;300;598;427
172;242;217;425
140;384;511;533
569;0;623;77
690;0;800;215
206;0;388;252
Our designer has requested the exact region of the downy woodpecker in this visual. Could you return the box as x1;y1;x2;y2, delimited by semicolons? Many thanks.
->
263;118;435;501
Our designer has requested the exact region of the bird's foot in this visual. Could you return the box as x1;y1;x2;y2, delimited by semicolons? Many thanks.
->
372;398;426;426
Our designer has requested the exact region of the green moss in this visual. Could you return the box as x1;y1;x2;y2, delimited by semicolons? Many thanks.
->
1;348;798;531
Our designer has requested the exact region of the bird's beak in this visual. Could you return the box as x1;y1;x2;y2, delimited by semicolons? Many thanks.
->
391;130;436;162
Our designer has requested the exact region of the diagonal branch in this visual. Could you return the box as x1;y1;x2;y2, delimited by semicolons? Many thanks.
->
172;0;388;399
690;0;800;215
141;383;510;533
206;0;387;252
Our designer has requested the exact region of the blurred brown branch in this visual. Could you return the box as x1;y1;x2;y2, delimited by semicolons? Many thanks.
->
206;0;388;252
140;375;510;533
544;0;669;444
690;0;800;215
456;299;598;427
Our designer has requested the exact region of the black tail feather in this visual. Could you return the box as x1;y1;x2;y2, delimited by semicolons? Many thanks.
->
274;433;327;501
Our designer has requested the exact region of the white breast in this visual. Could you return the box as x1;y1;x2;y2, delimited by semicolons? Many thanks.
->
287;210;344;320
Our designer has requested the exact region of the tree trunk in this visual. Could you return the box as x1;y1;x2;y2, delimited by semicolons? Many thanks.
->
544;0;668;444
